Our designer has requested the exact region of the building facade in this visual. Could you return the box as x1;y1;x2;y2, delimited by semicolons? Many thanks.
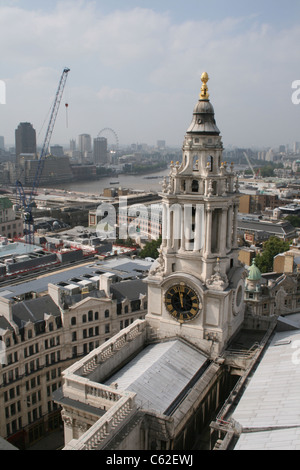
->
93;137;108;165
0;267;147;449
0;196;23;239
15;123;36;170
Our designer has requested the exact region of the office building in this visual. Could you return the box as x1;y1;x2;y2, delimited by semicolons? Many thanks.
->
15;123;36;169
93;137;107;165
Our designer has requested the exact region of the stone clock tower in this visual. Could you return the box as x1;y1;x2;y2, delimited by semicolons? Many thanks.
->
146;73;246;358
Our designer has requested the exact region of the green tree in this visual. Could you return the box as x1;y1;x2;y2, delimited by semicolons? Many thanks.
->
255;236;290;273
284;215;300;228
139;237;162;259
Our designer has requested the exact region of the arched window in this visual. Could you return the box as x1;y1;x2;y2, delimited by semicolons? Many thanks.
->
82;314;87;323
71;317;76;326
105;309;110;318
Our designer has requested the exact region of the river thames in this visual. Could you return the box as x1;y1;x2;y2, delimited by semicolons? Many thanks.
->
55;168;170;195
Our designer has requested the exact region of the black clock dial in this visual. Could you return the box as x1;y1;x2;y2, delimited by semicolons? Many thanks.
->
164;284;201;322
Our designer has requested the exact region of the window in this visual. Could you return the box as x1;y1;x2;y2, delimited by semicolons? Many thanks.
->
82;314;87;323
88;310;93;322
105;324;110;334
71;317;76;326
131;300;141;312
105;309;109;318
192;180;199;193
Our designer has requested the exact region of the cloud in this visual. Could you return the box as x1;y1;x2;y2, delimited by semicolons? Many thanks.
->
1;1;300;147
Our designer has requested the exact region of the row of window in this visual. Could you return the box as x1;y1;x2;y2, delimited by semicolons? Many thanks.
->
70;309;110;326
4;317;63;346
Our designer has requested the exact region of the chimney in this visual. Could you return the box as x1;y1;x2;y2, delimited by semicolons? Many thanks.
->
0;297;13;323
100;273;113;298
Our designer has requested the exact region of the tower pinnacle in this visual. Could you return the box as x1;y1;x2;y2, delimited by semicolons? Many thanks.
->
199;72;209;100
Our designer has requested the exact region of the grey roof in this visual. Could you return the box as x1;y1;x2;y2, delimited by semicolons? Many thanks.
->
12;295;61;328
105;339;208;415
233;327;300;450
110;279;147;302
0;257;152;300
0;316;14;331
237;219;296;237
0;436;18;450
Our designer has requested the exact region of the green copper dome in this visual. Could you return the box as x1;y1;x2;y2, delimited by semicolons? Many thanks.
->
247;259;261;281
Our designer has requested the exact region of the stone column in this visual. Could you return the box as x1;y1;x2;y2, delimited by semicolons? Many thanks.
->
162;204;167;248
194;204;203;252
220;208;228;254
232;204;238;248
166;205;172;250
226;206;233;250
205;208;212;256
180;205;186;252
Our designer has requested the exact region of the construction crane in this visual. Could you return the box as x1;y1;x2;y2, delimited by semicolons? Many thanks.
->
16;67;70;245
243;151;256;179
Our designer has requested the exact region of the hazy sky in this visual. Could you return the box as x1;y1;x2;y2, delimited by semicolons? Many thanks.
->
1;0;300;150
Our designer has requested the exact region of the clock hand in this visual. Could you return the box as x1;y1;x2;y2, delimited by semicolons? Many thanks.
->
180;292;183;308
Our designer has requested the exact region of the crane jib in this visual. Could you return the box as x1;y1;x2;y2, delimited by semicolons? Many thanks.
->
15;68;70;245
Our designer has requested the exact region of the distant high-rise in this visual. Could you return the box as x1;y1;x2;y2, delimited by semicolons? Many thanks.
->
70;139;76;152
157;140;166;150
93;137;107;165
78;134;92;160
15;122;36;167
0;136;4;150
50;145;64;157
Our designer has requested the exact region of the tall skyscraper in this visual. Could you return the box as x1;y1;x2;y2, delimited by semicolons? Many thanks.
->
78;134;92;161
15;122;36;167
93;137;107;165
0;136;4;151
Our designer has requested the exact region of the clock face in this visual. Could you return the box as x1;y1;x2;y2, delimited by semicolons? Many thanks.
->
164;284;201;322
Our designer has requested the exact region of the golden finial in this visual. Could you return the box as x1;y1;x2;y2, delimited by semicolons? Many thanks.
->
199;72;209;100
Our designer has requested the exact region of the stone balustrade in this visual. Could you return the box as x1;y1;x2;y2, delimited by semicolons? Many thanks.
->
60;320;147;449
63;392;137;450
66;319;146;379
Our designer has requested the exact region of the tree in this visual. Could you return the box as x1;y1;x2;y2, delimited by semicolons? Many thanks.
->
139;237;162;259
284;215;300;228
255;236;290;273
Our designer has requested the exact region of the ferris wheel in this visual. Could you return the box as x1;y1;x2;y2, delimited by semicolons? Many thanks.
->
97;128;119;151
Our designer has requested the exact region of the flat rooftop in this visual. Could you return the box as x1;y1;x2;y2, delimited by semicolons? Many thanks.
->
0;257;153;300
105;339;208;415
232;326;300;450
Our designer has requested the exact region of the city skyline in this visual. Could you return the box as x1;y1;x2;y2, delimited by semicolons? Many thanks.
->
1;0;300;149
